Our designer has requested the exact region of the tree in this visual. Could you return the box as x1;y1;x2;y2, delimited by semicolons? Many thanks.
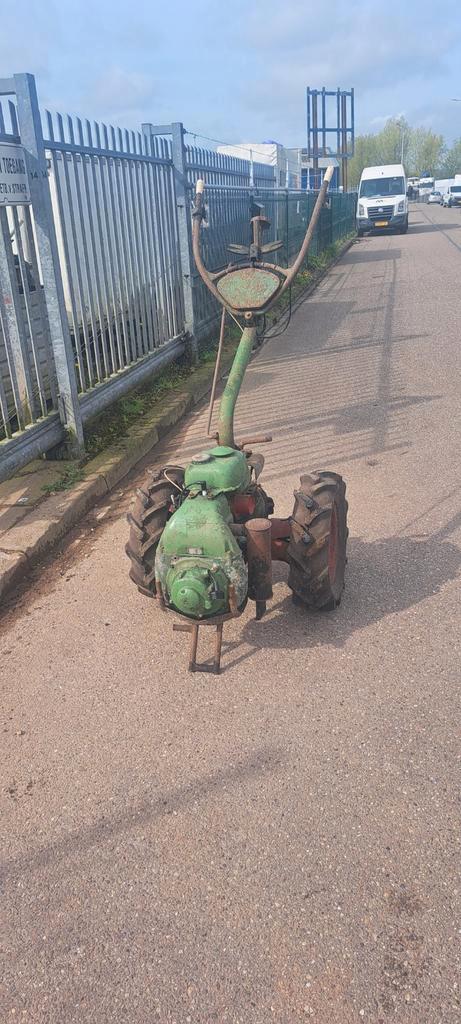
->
348;134;379;188
347;118;445;186
376;117;411;165
442;139;461;177
408;127;445;176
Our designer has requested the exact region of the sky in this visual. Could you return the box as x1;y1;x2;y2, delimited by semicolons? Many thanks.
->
2;0;461;150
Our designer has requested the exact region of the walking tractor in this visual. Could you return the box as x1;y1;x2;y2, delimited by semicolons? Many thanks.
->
126;168;348;672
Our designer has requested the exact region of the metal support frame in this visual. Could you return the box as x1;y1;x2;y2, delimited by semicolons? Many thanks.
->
142;121;197;362
307;87;354;191
13;73;84;453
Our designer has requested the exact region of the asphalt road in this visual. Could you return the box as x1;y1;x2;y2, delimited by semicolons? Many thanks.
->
1;202;461;1024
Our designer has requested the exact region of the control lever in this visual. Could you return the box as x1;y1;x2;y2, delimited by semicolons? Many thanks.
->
239;435;273;448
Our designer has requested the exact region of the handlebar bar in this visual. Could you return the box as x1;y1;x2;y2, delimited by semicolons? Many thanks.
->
192;164;335;310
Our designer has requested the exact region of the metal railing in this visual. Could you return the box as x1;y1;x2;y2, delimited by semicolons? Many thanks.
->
45;115;185;392
0;72;356;483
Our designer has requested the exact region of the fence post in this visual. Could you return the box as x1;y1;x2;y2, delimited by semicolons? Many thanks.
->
13;73;84;453
170;123;197;361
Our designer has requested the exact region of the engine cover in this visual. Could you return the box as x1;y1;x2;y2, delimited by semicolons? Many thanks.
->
184;446;250;495
155;493;247;619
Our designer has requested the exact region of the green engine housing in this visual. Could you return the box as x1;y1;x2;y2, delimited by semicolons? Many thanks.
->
155;491;247;620
184;445;250;495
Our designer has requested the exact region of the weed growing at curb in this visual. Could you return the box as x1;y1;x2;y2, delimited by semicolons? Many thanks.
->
41;465;85;494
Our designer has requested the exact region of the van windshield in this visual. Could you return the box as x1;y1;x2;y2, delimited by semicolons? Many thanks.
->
360;176;405;198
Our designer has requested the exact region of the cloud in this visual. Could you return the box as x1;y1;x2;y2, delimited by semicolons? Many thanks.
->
86;69;157;118
1;0;461;145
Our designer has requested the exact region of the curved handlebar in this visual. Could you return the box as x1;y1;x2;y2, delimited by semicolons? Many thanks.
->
192;164;335;311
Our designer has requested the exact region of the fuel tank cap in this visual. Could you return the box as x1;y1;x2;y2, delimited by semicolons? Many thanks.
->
209;446;236;457
190;452;213;463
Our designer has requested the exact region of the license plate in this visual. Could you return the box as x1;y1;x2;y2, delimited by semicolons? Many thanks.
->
375;220;388;227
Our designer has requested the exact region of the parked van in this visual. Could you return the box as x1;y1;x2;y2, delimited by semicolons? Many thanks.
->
357;164;408;235
442;179;461;207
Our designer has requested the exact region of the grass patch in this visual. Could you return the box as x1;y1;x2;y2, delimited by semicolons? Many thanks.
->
41;464;85;494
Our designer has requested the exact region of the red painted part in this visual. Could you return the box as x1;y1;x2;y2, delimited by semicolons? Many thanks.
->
269;517;291;563
230;493;256;517
271;538;290;563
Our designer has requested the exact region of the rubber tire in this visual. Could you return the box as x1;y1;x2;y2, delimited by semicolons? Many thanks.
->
287;471;348;611
399;216;409;234
125;465;184;597
357;228;365;237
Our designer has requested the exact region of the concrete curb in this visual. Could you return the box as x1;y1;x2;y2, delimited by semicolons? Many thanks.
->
0;237;355;602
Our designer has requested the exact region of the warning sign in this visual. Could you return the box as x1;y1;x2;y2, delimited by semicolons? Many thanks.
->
0;142;31;205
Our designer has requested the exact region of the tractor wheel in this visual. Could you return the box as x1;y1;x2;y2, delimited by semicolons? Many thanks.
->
125;465;184;597
287;471;348;611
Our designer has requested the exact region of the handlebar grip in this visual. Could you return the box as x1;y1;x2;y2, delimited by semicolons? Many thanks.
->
323;165;334;184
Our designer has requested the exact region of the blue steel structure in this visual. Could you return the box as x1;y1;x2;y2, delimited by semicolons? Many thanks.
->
306;87;355;191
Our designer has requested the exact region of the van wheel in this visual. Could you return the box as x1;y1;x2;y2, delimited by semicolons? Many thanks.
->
357;228;365;237
399;216;408;234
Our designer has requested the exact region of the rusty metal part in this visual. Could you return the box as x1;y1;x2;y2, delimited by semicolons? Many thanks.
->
269;517;292;563
192;181;286;316
239;435;272;448
281;165;334;293
169;587;244;673
155;579;167;609
206;305;227;437
228;584;239;617
192;168;333;317
216;267;282;312
229;493;256;519
245;518;273;619
172;619;224;674
192;184;224;307
246;452;265;482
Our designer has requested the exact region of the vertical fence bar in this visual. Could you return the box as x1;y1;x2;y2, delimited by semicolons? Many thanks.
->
111;126;137;364
13;73;84;450
68;114;103;382
77;117;111;378
117;127;144;360
145;133;173;344
46;112;86;392
23;203;58;407
86;120;117;374
170;122;196;358
56;113;95;387
124;129;149;356
131;132;155;353
99;122;129;368
138;139;161;346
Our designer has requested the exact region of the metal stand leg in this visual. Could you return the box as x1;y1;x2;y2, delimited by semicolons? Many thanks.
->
189;625;199;672
173;621;224;674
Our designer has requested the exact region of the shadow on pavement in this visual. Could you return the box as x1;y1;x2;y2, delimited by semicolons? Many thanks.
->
408;222;461;233
345;248;402;262
1;745;285;880
222;514;461;670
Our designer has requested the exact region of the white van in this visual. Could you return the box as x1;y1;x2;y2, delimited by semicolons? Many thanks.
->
357;164;408;236
442;179;461;208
